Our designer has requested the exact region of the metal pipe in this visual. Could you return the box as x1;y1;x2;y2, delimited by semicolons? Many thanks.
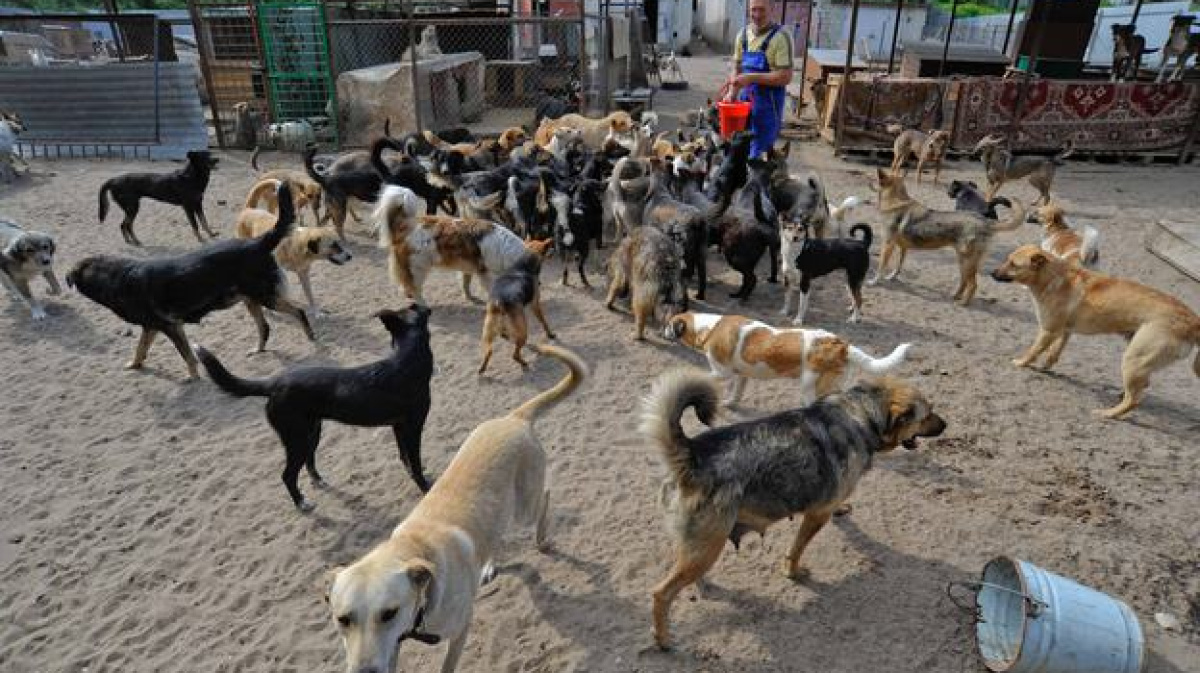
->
407;0;422;131
798;0;813;106
153;17;161;144
186;0;225;148
887;0;904;74
834;0;862;155
938;0;959;79
1009;0;1052;139
1130;0;1145;27
1001;0;1019;56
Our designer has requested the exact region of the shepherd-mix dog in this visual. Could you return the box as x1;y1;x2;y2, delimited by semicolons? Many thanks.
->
198;305;434;511
69;183;314;377
375;185;528;306
887;125;951;184
991;245;1200;419
663;311;911;405
1035;204;1100;268
973;135;1073;206
642;371;946;648
0;219;61;320
235;181;352;318
871;168;1026;306
98;150;220;246
479;239;556;373
605;226;688;341
326;345;587;673
780;222;872;325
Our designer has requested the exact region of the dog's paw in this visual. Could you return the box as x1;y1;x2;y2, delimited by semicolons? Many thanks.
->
782;562;811;582
30;307;48;321
479;562;497;586
1012;358;1032;368
296;498;317;514
124;360;144;371
866;277;880;286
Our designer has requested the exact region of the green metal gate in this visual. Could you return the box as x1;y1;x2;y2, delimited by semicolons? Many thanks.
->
256;0;337;146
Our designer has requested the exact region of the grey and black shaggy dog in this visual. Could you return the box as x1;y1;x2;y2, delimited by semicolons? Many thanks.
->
604;226;688;341
0;219;61;320
641;370;947;649
69;183;314;378
947;179;1011;220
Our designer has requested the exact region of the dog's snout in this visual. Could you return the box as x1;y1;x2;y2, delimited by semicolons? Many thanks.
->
990;268;1012;282
928;413;948;437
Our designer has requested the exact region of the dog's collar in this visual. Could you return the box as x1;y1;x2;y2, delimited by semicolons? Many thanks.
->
399;606;441;646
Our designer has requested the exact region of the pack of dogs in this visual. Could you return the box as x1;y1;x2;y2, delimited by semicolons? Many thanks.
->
5;96;1200;672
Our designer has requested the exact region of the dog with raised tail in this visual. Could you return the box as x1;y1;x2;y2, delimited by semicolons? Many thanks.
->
1035;204;1100;268
327;344;588;673
663;311;912;406
642;370;946;649
780;220;872;325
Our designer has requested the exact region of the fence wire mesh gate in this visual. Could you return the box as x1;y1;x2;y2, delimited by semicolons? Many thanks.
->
257;0;337;146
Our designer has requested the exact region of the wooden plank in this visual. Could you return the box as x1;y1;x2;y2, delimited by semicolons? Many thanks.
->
1146;220;1200;283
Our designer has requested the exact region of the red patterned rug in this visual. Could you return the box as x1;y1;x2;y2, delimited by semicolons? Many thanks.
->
952;78;1200;152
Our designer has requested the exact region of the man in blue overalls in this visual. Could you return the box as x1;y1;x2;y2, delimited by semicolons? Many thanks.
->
722;0;794;159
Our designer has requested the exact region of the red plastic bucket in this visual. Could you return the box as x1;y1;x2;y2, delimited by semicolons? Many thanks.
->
717;100;752;139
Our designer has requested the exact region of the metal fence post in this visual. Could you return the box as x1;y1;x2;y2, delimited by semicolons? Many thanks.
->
153;17;162;144
887;0;903;75
834;0;862;155
408;3;422;131
938;0;959;79
187;0;226;148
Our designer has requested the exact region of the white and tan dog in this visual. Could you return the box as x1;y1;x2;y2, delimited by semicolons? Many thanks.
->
664;311;912;405
375;184;529;306
235;195;351;317
326;344;588;673
0;219;61;320
534;110;635;150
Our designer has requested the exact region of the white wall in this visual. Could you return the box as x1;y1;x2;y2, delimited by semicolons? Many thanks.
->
1084;1;1191;66
838;5;928;61
656;0;695;49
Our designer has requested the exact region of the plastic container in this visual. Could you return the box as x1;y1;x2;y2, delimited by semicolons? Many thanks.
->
716;100;752;139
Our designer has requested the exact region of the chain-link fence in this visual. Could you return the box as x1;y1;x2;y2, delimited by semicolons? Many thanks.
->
188;0;268;149
326;5;589;146
0;12;206;159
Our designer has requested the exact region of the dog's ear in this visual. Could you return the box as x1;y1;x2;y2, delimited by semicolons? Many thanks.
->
319;565;347;604
405;561;434;593
666;317;687;340
1030;251;1048;269
968;180;978;188
776;142;792;160
307;238;321;255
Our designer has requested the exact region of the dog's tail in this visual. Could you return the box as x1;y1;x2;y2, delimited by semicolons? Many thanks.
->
250;145;263;171
849;342;911;375
98;181;113;222
303;145;328;188
196;347;274;397
639;369;720;487
848;223;873;248
374;184;420;249
1052;140;1075;164
989;196;1013;213
991;197;1027;233
830;195;863;222
244;178;281;210
422;129;449;150
257;182;296;251
509;344;589;422
1080;225;1101;267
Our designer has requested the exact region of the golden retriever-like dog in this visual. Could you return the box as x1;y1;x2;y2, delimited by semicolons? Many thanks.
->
991;244;1200;419
534;110;635;150
244;175;324;225
234;192;351;317
871;168;1026;305
326;344;588;673
641;370;946;648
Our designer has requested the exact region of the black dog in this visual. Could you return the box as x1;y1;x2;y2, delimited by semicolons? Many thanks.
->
304;145;385;239
370;137;456;215
948;180;1011;219
69;183;314;378
98;150;219;246
781;222;872;325
706;130;753;207
561;178;605;287
711;158;781;300
197;305;434;512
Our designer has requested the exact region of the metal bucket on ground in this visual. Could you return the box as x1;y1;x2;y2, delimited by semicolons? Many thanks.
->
975;556;1144;673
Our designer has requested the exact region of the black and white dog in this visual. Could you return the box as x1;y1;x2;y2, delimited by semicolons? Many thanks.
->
197;305;434;512
98;150;220;245
0;219;61;320
780;221;873;325
948;179;1011;219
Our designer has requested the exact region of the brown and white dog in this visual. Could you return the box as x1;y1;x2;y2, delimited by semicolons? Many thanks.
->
479;239;556;374
888;125;951;184
243;175;324;226
664;311;912;406
375;185;529;306
992;245;1200;418
1036;204;1100;268
534;110;635;150
327;344;587;673
235;187;351;318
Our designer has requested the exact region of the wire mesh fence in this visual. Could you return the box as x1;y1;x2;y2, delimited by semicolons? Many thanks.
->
326;6;589;146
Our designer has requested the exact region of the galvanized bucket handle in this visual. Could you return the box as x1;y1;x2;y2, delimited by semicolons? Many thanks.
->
947;581;1049;622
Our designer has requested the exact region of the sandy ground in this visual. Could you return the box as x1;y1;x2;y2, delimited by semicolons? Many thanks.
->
2;50;1200;673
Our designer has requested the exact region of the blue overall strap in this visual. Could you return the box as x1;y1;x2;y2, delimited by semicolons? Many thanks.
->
740;25;786;157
